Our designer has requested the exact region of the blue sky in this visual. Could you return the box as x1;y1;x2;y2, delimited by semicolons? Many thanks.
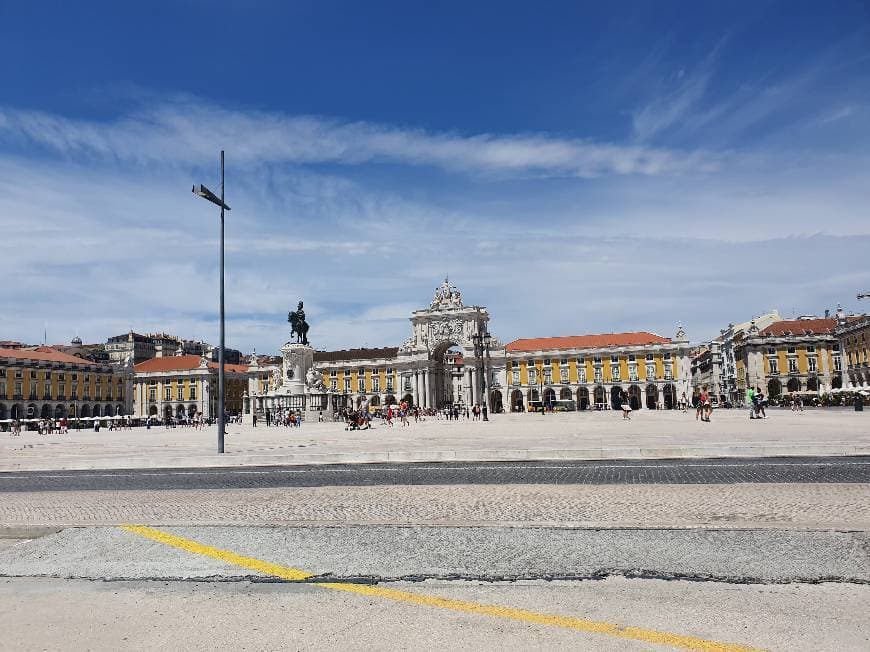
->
1;1;869;353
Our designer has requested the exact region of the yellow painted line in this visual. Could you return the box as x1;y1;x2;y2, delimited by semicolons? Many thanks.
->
121;524;762;652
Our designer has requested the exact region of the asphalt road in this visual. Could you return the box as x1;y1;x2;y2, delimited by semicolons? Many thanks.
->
1;456;868;492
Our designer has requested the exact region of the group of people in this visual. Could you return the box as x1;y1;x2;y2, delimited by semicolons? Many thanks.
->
147;413;207;430
252;409;304;428
746;387;769;419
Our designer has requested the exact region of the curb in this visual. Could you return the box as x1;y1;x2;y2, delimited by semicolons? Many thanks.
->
2;444;870;472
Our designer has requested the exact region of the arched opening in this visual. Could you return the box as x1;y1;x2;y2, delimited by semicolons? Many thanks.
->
148;405;158;417
370;395;381;407
0;404;6;420
806;376;819;392
559;387;572;400
663;384;677;409
175;404;185;418
646;384;658;410
11;403;25;420
510;389;524;412
431;341;463;408
490;389;503;413
767;378;782;398
385;394;397;406
832;375;842;389
787;377;801;393
163;405;173;421
188;404;197;417
401;393;414;407
543;388;556;410
27;403;38;418
593;385;606;409
528;388;540;403
117;405;126;416
610;386;623;410
628;384;642;410
577;387;589;410
80;405;91;418
102;405;113;417
54;404;66;419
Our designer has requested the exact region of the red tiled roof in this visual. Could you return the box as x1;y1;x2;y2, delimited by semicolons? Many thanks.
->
214;362;251;374
314;347;399;363
134;355;206;372
506;332;670;352
0;347;99;366
759;318;836;336
134;355;251;374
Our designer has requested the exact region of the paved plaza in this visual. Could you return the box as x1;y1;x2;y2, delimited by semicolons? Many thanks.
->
1;408;867;472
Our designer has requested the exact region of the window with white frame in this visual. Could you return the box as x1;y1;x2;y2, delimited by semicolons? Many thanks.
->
164;384;172;401
560;367;569;382
528;368;537;384
344;377;351;392
357;375;365;393
769;358;779;374
834;355;842;371
189;384;196;400
372;375;380;392
628;364;638;381
611;365;620;381
544;368;552;384
512;370;520;385
664;364;673;380
646;363;656;379
330;378;337;391
593;368;602;383
788;358;798;373
578;367;587;383
386;375;394;391
808;356;817;372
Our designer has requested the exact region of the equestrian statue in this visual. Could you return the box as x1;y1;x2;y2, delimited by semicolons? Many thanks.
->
288;301;310;345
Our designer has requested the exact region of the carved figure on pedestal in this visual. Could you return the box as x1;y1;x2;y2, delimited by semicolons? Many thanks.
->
306;366;327;392
288;301;310;345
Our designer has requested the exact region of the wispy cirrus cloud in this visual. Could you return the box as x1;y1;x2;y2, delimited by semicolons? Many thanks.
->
0;100;717;178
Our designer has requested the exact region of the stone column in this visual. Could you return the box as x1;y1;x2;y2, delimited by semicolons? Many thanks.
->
423;369;430;408
413;372;420;407
657;384;665;410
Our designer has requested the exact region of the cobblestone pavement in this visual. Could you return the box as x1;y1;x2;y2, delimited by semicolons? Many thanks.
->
1;457;869;492
2;409;868;471
2;483;869;529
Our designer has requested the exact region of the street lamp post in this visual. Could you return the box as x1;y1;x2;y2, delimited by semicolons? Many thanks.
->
193;151;231;454
472;328;492;421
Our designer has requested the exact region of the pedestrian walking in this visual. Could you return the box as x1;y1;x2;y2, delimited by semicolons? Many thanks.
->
620;390;632;420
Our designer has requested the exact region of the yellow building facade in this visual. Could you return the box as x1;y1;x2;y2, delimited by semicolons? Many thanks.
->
837;313;869;389
734;317;841;397
0;346;132;421
133;354;251;421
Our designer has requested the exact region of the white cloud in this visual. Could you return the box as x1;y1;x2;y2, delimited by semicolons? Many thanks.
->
1;95;869;355
0;100;715;178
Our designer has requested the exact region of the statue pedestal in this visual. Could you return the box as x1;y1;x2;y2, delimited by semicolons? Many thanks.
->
281;342;314;395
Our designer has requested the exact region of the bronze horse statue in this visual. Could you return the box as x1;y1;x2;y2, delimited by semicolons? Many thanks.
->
288;301;310;345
